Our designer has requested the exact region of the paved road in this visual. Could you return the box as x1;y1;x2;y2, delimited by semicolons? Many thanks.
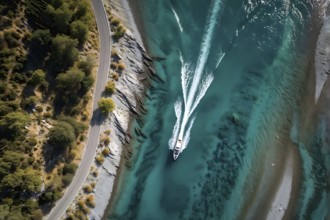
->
47;0;111;219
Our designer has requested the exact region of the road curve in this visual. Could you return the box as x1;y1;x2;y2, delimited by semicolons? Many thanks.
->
47;0;111;219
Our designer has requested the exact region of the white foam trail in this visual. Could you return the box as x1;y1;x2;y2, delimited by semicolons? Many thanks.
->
182;115;196;150
215;51;226;70
175;99;182;118
189;73;214;118
181;63;192;106
170;0;223;151
178;49;184;65
172;7;184;32
185;0;222;114
169;99;183;149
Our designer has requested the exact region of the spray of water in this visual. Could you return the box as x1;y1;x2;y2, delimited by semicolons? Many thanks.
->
169;0;223;151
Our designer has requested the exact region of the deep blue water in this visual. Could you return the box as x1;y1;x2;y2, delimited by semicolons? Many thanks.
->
106;0;330;219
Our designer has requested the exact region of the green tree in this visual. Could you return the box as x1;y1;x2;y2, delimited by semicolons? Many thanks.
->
59;116;87;136
0;101;18;116
51;35;79;70
105;81;116;95
56;67;84;94
62;173;74;186
29;69;46;86
0;111;30;139
81;75;94;94
78;55;94;75
21;96;37;110
63;163;78;175
0;151;24;177
0;168;41;194
0;205;10;220
22;199;38;214
51;0;64;8
53;3;73;33
70;20;88;47
0;104;13;117
48;121;76;149
73;0;89;20
31;29;51;46
98;98;115;114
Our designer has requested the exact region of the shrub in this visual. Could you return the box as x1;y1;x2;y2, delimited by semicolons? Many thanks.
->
111;49;118;57
97;98;115;114
79;135;86;142
29;69;46;86
103;137;110;146
48;121;76;149
21;96;37;109
77;200;86;210
4;31;20;48
26;137;38;147
85;195;95;208
113;25;126;39
59;116;88;137
32;29;51;46
92;170;98;177
83;185;93;193
81;112;88;121
104;130;111;135
78;55;94;75
35;105;43;113
95;155;104;165
62;173;74;187
90;182;96;188
63;163;78;175
1;88;17;101
117;62;125;71
102;148;110;156
110;17;120;26
81;75;94;93
66;151;77;162
77;200;90;214
111;72;119;81
105;80;115;95
110;62;118;69
28;157;35;165
0;82;7;93
43;112;52;118
32;209;43;220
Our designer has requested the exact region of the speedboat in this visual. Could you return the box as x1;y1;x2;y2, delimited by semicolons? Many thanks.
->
173;139;182;160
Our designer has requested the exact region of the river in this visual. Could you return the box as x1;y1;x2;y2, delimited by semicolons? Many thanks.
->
106;0;330;219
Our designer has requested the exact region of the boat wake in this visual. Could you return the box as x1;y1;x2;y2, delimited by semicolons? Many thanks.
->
169;0;223;152
172;6;183;32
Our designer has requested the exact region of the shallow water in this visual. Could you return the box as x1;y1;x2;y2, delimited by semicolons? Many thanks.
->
106;0;330;219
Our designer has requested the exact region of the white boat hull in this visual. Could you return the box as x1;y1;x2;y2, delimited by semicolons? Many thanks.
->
173;139;182;160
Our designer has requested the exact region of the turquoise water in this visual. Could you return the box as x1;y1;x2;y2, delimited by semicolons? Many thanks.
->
107;0;330;219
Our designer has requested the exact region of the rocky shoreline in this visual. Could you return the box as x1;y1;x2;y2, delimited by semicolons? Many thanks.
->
62;0;154;219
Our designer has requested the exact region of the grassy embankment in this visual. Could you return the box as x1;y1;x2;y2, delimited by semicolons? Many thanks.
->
0;0;100;218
